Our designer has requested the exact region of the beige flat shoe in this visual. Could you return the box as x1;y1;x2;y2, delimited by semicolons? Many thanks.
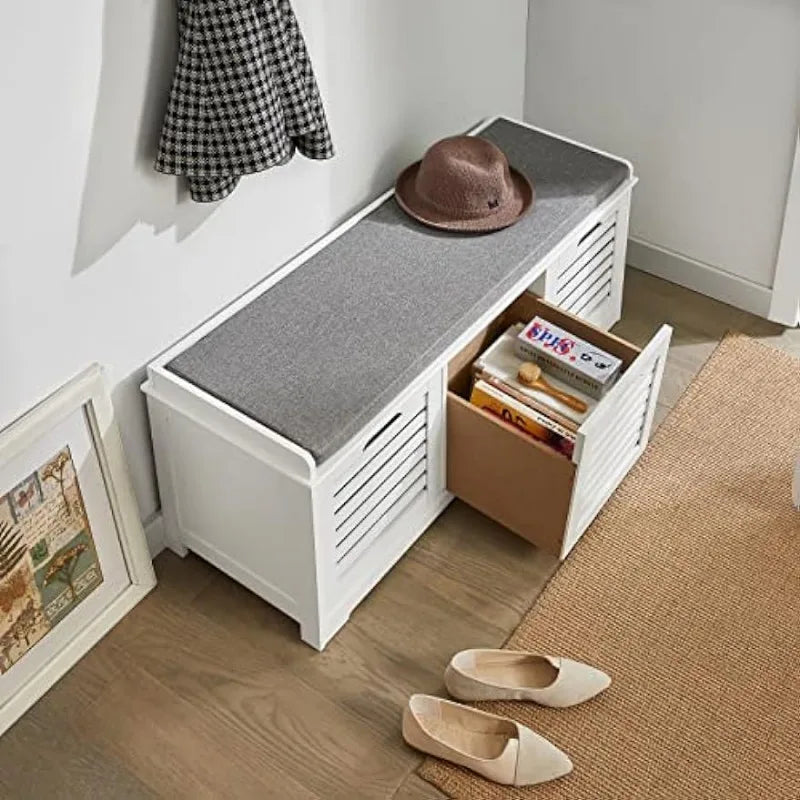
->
445;649;610;707
402;694;572;787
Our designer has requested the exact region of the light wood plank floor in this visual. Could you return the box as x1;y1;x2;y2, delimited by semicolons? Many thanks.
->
1;269;797;799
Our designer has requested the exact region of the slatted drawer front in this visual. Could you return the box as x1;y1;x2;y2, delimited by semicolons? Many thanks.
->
555;212;617;319
571;357;659;538
332;398;428;570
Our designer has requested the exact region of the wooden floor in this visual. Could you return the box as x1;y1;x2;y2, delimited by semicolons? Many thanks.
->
1;270;798;799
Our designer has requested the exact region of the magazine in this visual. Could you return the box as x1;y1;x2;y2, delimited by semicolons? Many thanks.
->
469;380;576;458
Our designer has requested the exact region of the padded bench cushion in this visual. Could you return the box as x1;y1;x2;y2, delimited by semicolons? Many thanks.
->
166;118;630;463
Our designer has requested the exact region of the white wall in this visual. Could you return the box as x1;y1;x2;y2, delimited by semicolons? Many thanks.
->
770;131;800;325
0;0;528;526
525;0;800;294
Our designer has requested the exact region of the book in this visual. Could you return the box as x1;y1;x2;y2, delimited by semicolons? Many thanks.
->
475;373;579;434
473;325;597;426
516;317;621;398
469;379;576;458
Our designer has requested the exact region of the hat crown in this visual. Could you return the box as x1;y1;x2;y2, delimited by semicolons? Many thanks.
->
414;136;514;219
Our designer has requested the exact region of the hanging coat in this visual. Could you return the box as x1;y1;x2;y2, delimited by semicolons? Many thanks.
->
155;0;334;202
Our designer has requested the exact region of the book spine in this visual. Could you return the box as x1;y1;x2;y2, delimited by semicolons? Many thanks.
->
469;383;575;458
516;316;622;399
477;373;579;433
516;339;606;399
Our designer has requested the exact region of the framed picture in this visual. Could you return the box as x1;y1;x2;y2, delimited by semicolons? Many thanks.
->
0;365;156;736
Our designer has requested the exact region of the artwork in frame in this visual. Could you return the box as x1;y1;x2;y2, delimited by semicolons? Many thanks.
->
0;365;156;736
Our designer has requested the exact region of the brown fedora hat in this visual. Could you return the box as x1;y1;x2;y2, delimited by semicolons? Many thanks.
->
395;135;534;233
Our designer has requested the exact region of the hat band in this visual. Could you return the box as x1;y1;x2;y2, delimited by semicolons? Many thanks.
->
416;187;510;221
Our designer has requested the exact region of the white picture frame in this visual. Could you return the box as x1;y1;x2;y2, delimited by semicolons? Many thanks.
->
0;364;156;736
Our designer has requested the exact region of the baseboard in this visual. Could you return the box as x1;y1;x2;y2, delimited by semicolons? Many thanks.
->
144;512;166;559
627;238;773;318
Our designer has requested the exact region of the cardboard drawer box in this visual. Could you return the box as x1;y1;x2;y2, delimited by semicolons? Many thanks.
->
447;293;671;559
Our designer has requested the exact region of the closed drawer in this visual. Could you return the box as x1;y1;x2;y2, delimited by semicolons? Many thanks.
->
327;387;429;571
543;194;629;332
447;292;671;559
553;209;617;319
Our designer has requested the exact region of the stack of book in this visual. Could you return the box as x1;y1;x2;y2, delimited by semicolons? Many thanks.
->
468;318;621;459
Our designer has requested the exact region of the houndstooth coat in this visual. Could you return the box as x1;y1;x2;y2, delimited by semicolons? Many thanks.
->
155;0;334;202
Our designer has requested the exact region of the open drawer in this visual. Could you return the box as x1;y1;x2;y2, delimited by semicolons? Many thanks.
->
447;293;671;559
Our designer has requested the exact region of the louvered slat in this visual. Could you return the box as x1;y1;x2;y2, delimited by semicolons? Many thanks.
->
581;380;652;458
557;225;615;285
570;361;659;536
329;390;430;572
572;277;614;320
561;266;614;315
334;404;426;500
334;420;426;521
336;461;427;567
335;442;426;542
553;212;618;324
577;405;649;505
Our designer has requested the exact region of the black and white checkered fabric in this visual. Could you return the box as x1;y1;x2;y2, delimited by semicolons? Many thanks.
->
155;0;334;202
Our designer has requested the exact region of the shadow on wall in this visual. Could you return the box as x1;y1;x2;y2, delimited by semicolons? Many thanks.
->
72;0;218;275
315;0;423;223
111;366;159;524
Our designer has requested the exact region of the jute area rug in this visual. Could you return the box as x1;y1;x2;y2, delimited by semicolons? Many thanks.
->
419;335;800;799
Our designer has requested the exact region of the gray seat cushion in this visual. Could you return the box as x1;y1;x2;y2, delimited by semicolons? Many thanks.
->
167;118;630;463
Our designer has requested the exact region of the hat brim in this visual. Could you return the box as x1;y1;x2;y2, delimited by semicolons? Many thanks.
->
394;161;534;233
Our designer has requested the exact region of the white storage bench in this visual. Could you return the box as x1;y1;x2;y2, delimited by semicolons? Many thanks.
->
143;117;672;649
